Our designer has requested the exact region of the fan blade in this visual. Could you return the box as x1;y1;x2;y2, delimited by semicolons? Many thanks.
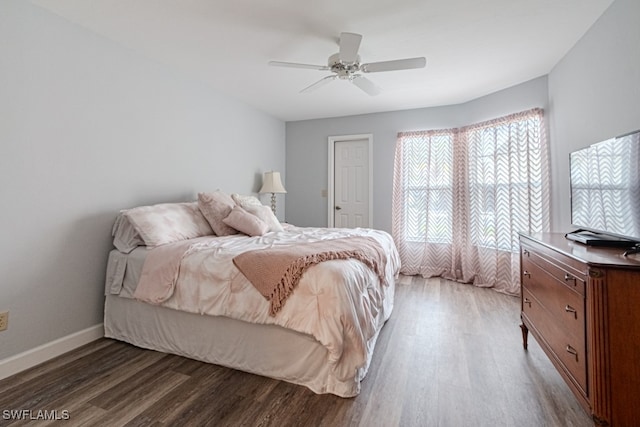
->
361;57;426;73
339;32;362;63
301;75;336;93
351;75;381;96
269;61;329;71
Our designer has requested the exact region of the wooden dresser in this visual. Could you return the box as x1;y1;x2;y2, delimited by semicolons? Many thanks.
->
519;233;640;426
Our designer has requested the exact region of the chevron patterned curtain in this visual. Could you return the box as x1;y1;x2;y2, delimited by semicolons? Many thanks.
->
392;108;549;294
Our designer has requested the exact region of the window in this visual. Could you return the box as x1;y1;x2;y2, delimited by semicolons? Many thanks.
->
392;109;549;294
466;113;545;252
399;131;454;243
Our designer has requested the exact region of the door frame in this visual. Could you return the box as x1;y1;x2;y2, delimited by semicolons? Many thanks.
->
327;134;373;228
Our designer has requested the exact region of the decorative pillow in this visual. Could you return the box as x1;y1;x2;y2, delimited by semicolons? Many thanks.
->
244;204;284;232
222;206;269;237
197;191;239;236
124;202;213;247
112;212;145;253
231;193;262;209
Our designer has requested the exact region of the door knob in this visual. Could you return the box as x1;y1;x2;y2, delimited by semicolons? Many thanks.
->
335;206;342;210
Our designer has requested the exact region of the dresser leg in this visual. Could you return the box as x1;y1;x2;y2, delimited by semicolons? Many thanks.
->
520;323;528;350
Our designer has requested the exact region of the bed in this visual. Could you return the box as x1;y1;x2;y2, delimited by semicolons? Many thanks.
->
103;192;400;397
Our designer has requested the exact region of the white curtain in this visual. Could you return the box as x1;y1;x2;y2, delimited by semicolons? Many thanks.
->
392;108;550;295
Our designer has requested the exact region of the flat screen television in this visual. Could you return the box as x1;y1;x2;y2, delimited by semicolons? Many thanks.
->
568;129;640;254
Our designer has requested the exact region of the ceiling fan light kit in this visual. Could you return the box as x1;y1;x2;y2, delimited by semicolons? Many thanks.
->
269;32;426;96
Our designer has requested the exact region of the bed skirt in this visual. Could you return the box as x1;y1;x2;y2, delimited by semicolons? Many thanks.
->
104;295;385;397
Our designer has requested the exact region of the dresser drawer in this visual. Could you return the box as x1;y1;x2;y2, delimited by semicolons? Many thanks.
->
522;288;587;394
522;246;586;296
521;257;586;341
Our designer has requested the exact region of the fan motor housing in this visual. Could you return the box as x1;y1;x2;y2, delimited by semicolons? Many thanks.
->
328;53;360;78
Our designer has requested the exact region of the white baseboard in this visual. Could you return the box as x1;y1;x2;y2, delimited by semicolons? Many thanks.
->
0;324;104;381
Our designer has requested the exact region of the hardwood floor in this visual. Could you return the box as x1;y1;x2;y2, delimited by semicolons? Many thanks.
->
0;276;593;427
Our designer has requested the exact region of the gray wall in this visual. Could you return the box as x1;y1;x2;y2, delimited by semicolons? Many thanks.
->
286;77;548;232
548;0;640;232
0;1;284;360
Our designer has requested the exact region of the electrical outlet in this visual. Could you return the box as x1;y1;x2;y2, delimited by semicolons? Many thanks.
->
0;311;8;331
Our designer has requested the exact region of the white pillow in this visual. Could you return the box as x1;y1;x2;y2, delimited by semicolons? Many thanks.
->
244;204;284;232
231;193;262;209
124;202;213;247
223;206;269;236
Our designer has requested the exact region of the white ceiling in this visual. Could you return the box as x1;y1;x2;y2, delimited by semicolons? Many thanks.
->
30;0;613;122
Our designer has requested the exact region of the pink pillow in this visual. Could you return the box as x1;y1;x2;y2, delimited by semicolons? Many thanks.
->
223;206;269;236
198;191;239;236
124;202;213;247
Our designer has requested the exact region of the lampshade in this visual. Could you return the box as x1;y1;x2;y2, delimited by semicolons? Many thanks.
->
259;171;287;194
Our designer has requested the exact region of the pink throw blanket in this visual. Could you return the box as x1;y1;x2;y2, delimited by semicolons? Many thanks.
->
233;236;387;316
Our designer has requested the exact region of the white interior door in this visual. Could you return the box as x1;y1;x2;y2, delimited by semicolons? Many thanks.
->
328;135;373;228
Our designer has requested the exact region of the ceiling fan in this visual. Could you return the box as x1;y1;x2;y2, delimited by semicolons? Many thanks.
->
269;32;426;96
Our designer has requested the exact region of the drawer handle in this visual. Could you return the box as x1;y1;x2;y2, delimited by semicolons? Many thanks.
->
566;345;579;361
523;298;532;308
523;271;531;278
564;273;578;286
565;305;577;319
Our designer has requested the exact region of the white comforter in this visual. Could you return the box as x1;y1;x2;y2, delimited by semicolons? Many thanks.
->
133;226;400;383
